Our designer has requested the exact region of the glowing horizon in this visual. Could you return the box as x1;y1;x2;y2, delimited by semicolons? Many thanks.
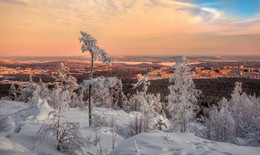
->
0;0;259;57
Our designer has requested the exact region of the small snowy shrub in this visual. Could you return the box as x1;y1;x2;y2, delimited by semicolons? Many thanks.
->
92;113;111;128
18;82;37;103
127;113;151;137
34;102;87;154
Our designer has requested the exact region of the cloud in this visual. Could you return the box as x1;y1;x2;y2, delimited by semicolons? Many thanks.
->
0;0;27;5
0;0;259;56
177;6;221;22
208;15;260;35
1;0;260;40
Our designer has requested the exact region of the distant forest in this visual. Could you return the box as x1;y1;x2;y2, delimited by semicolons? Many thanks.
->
1;77;259;109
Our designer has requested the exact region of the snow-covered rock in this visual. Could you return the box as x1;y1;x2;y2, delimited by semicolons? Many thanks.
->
0;98;54;137
15;98;54;122
111;130;260;155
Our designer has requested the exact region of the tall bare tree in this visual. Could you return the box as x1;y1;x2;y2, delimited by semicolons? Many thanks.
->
79;31;116;126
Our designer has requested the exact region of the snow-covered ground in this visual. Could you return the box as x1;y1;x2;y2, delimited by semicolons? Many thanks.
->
111;131;260;155
0;99;259;155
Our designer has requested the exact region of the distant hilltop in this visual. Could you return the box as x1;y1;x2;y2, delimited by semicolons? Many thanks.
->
0;59;22;65
1;55;260;65
1;55;260;64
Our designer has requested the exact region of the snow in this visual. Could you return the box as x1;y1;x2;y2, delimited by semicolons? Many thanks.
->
80;31;116;66
0;100;28;115
0;99;259;155
0;136;29;154
16;98;54;121
111;130;260;155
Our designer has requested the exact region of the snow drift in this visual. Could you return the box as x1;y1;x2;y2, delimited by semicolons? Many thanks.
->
15;98;54;121
111;130;260;155
0;98;54;137
0;99;259;155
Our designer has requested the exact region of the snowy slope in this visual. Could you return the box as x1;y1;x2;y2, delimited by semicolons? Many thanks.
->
0;100;128;154
111;130;260;155
0;100;260;155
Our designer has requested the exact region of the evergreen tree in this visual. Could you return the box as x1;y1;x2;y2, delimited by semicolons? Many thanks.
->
29;74;33;83
56;62;69;89
39;78;43;86
167;56;201;132
9;82;17;100
205;82;260;146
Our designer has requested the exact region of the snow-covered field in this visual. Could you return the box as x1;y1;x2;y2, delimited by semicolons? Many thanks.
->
0;100;259;155
111;131;260;155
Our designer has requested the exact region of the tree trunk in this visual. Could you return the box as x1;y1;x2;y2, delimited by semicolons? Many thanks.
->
88;53;94;126
56;106;61;151
88;85;92;126
60;79;63;89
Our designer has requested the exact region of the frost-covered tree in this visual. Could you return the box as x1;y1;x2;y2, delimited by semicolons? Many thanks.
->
18;74;38;102
29;74;33;83
81;76;119;108
126;73;162;115
79;31;116;126
217;97;229;109
167;56;201;132
111;79;126;109
56;62;69;89
229;82;242;108
132;73;150;92
54;62;76;91
126;74;162;136
204;82;260;146
18;78;37;103
18;63;83;108
9;82;17;100
31;83;51;105
34;101;87;154
64;75;79;92
128;113;146;136
39;78;43;86
205;104;236;143
229;82;260;146
56;63;82;108
16;84;23;98
232;82;242;95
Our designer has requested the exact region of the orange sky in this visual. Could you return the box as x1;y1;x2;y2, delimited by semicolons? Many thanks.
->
0;0;259;57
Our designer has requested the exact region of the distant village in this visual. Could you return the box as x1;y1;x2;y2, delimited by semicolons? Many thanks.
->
1;63;260;86
0;63;111;85
139;65;260;80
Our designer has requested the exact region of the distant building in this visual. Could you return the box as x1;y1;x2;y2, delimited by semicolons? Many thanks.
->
219;69;232;76
195;70;221;79
136;74;142;79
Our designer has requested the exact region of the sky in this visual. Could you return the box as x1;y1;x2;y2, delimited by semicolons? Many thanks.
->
0;0;259;57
